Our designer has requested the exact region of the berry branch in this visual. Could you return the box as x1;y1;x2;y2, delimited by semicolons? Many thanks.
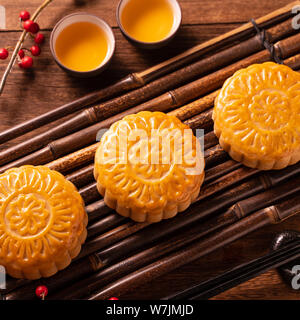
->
0;0;53;96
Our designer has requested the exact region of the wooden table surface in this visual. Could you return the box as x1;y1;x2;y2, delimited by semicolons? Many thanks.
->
1;0;300;300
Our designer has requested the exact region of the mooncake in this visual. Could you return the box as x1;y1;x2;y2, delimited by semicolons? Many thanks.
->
94;111;205;223
213;62;300;170
0;165;88;279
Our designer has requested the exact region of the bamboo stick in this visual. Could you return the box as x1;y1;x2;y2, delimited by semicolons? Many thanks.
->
204;144;229;168
47;143;100;174
185;243;300;300
2;46;300;176
185;108;214;131
52;177;300;299
285;53;300;70
5;170;300;300
85;199;111;223
204;160;242;184
85;193;300;300
78;136;223;237
87;214;126;239
83;168;258;256
45;94;217;174
1;30;300;168
0;159;250;295
76;162;300;261
0;3;297;144
80;162;250;255
202;131;219;150
78;182;99;205
6;161;300;299
76;142;233;206
81;157;243;230
65;163;94;188
78;132;300;233
82;154;241;237
6;39;299;176
168;91;219;120
27;48;299;176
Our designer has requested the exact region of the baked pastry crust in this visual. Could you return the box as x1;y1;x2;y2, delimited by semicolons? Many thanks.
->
94;111;205;223
0;165;88;279
213;62;300;170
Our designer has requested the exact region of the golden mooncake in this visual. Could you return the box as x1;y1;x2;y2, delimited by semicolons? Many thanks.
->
94;111;205;223
0;165;88;279
213;62;300;170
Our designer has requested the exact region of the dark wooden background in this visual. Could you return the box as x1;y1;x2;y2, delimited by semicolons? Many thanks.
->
1;0;300;299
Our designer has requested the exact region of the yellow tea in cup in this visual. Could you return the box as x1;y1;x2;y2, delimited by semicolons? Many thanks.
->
55;21;108;72
121;0;175;43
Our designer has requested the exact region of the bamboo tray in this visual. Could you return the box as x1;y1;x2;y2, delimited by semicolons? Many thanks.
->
0;1;300;300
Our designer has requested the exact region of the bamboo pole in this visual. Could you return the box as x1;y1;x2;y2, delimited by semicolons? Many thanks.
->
0;158;251;295
45;94;217;174
204;160;242;184
5;169;300;300
65;164;94;189
80;146;230;232
74;162;300;261
54;177;300;299
1;35;300;174
77;143;230;206
82;150;241;236
0;3;297;144
80;157;243;228
86;193;300;300
0;156;247;295
1;28;300;167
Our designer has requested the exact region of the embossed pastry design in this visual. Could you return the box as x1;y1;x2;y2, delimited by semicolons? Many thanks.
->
213;62;300;170
0;166;88;279
94;111;205;223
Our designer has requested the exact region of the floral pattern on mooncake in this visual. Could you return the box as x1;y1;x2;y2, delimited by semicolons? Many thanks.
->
94;111;205;223
0;165;88;279
213;62;300;170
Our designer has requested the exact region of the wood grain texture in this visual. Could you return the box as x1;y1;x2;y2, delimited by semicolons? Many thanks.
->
1;0;300;300
0;0;292;30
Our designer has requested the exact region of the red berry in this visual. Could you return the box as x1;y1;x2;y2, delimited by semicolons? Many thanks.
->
19;10;30;21
34;33;45;44
23;20;34;32
23;20;39;34
18;56;33;69
108;297;119;300
31;22;40;34
0;48;8;60
18;49;25;59
35;285;48;299
30;45;41;56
